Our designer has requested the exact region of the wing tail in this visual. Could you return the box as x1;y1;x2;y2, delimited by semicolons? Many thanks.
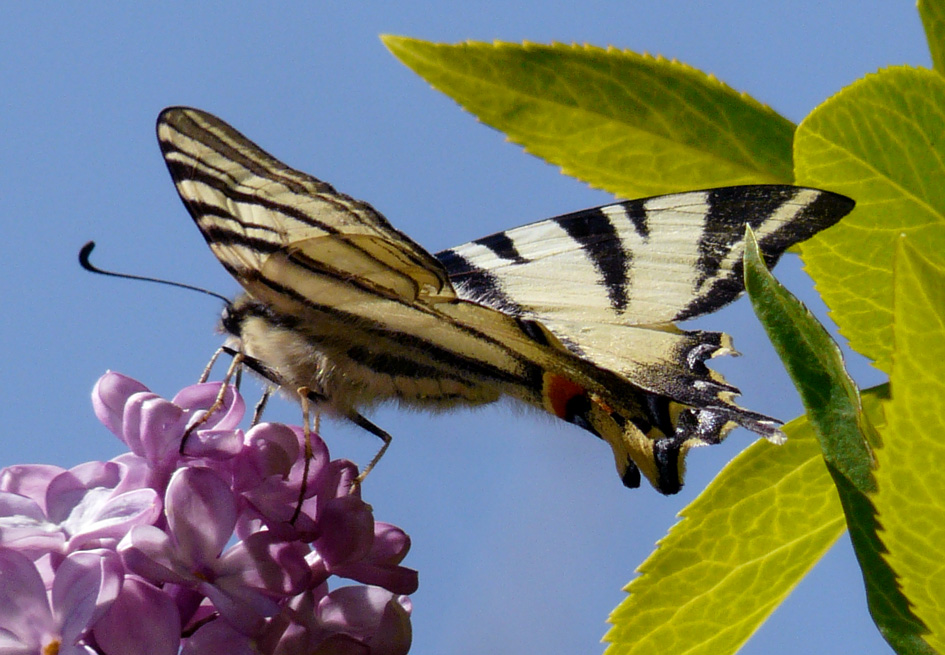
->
538;323;784;494
574;386;783;495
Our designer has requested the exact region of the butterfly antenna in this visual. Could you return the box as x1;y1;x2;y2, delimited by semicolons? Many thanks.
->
79;241;231;305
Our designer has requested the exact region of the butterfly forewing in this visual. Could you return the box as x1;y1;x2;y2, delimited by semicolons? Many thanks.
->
156;108;454;304
157;106;855;494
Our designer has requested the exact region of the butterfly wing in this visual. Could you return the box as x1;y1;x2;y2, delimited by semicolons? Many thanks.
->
437;186;854;444
156;107;456;306
438;186;851;327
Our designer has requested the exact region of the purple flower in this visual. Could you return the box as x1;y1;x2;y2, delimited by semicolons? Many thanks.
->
0;464;65;508
92;373;246;490
0;547;123;654
179;617;261;655
91;372;149;437
317;586;412;655
321;523;419;596
0;460;161;560
0;372;417;654
119;467;309;634
232;424;330;541
266;584;412;655
92;576;181;655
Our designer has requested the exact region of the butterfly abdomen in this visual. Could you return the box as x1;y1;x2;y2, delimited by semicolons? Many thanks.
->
224;295;517;412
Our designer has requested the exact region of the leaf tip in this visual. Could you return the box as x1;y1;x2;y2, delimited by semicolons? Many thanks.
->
379;33;414;57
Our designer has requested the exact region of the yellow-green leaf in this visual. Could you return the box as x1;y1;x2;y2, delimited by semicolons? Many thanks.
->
604;413;849;655
794;66;945;373
920;0;945;76
744;229;932;655
872;239;945;653
382;36;794;198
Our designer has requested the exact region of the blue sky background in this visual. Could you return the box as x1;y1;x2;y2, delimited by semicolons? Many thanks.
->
1;3;928;654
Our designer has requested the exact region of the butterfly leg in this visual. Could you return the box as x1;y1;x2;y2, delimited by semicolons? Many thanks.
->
251;386;273;425
345;412;393;489
294;387;319;523
296;387;392;492
180;351;244;453
198;346;229;383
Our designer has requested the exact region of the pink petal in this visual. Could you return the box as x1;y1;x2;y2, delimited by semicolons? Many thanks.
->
199;581;278;636
66;487;162;551
244;423;302;479
333;561;419;596
368;593;413;655
119;525;191;585
314;495;375;568
0;491;47;522
120;392;172;456
94;577;181;655
217;532;310;597
137;395;189;463
0;548;53;648
45;462;121;524
92;372;150;437
52;549;123;642
0;464;66;509
108;454;156;495
318;586;393;627
181;617;259;655
0;492;65;557
165;468;236;562
182;428;245;460
318;587;412;655
315;460;360;506
173;383;245;431
370;524;411;565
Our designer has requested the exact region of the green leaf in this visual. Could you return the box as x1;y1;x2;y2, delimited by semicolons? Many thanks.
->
382;36;794;198
743;230;932;655
794;66;945;373
604;415;848;655
744;227;877;490
919;0;945;76
872;239;945;654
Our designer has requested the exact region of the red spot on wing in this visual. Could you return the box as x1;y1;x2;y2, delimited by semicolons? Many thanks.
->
544;373;587;419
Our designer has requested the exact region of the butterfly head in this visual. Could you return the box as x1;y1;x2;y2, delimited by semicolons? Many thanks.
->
219;295;275;361
218;294;330;398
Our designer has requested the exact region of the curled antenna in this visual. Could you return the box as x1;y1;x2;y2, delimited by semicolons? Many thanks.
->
79;241;231;305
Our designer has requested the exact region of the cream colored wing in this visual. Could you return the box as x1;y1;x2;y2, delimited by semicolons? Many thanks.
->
157;107;454;304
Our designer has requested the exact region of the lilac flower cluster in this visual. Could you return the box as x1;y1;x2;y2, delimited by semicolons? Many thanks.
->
0;372;417;655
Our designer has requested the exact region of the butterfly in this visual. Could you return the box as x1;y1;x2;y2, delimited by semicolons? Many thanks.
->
156;106;853;494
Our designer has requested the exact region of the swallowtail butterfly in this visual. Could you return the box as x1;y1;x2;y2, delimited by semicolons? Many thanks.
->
156;107;853;494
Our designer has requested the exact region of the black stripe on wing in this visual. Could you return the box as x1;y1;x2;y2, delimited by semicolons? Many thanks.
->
158;107;315;197
437;201;649;317
695;187;796;287
159;135;340;237
554;209;631;313
184;202;283;250
473;232;530;265
435;249;525;316
619;201;651;240
677;187;854;321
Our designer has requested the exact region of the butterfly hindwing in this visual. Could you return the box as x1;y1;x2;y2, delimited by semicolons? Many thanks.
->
157;106;855;494
437;186;851;327
436;186;852;425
